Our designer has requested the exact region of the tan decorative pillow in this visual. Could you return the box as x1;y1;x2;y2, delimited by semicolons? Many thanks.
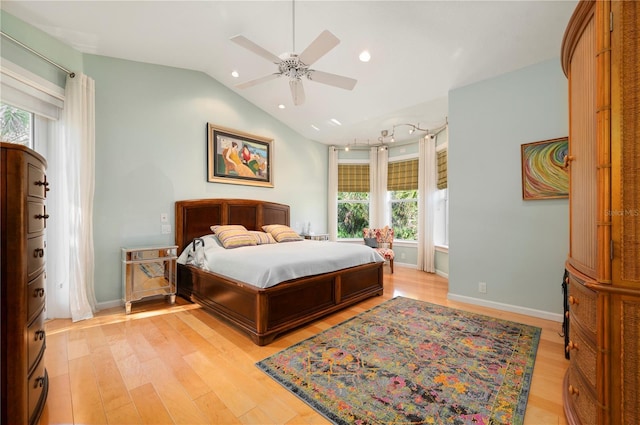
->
211;225;257;249
262;224;303;242
249;230;276;245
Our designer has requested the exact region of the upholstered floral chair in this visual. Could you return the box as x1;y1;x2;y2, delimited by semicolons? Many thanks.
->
363;226;395;273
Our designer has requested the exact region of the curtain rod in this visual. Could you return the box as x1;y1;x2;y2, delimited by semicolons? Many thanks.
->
1;31;75;78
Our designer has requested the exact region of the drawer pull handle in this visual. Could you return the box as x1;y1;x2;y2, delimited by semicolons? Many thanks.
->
568;384;580;396
568;295;579;305
35;180;50;192
34;330;45;341
33;288;45;297
566;341;579;352
33;248;45;258
34;376;46;388
35;213;50;220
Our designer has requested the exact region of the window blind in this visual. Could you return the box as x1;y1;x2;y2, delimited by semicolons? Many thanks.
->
387;159;418;191
437;149;448;189
338;164;370;192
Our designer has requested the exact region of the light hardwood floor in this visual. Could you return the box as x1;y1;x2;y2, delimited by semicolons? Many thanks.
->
40;266;569;424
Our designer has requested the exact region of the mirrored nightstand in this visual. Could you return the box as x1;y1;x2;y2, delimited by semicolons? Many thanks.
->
121;245;177;314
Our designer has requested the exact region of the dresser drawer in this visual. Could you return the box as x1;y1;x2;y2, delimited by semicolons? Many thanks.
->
26;273;46;324
568;276;597;334
27;360;47;424
27;163;47;199
567;364;598;425
27;235;46;280
27;312;46;374
27;202;47;234
567;323;597;389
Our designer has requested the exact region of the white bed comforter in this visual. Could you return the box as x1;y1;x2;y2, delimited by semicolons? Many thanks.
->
177;234;384;289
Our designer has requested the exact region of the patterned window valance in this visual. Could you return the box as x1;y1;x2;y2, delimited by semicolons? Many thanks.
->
338;164;370;192
437;149;448;190
387;159;418;191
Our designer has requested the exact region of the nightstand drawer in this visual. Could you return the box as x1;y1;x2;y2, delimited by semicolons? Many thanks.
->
27;235;46;280
27;202;47;234
26;272;46;324
27;163;47;200
567;364;598;425
567;322;597;390
27;312;46;374
568;276;597;335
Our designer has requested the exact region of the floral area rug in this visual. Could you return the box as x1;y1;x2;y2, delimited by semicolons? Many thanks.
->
256;296;541;425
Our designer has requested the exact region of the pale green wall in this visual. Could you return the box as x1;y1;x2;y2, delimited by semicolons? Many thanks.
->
84;55;327;303
0;10;82;86
1;11;327;304
448;58;569;315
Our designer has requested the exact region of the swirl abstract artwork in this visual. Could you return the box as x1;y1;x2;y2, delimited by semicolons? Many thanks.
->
521;137;569;200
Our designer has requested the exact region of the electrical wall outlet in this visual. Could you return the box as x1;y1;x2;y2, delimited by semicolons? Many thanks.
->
161;224;171;234
478;282;487;293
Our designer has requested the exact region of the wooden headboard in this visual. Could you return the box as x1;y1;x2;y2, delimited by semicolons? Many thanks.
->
175;198;290;253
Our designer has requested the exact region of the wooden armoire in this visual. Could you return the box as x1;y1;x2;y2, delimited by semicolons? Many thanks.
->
561;1;639;424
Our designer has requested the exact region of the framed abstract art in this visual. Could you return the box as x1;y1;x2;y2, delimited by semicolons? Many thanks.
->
521;137;569;200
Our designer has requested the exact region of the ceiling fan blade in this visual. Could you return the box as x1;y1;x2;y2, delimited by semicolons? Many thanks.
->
298;30;340;66
230;35;282;64
289;79;306;106
307;70;357;90
235;73;281;89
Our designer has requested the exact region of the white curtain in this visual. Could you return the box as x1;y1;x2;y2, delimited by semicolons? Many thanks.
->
328;146;338;241
48;73;97;321
418;137;436;272
369;147;388;228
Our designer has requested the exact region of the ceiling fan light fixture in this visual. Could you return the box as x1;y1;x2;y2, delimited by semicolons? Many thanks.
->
359;50;371;62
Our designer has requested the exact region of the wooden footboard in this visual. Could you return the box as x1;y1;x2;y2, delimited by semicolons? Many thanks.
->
175;198;384;345
178;261;383;345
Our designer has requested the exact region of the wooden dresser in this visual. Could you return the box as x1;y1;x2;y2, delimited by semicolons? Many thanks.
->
561;1;640;424
1;142;49;425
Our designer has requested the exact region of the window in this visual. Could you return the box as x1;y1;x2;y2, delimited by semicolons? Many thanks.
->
434;147;448;247
337;163;369;238
388;158;418;241
434;188;449;247
1;103;33;148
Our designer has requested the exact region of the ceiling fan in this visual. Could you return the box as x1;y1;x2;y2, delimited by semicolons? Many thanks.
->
230;4;357;106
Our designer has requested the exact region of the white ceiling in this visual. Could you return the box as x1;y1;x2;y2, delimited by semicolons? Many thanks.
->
2;0;578;146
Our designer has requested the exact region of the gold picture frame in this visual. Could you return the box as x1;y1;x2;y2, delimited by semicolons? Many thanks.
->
207;123;274;187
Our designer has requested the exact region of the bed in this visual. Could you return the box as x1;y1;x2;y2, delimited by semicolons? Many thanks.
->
175;198;384;345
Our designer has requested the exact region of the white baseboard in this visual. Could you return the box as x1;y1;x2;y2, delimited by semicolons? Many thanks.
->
96;299;123;311
447;293;563;323
435;269;449;279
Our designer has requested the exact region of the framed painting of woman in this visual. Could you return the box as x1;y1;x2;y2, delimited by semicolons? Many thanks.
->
207;123;274;187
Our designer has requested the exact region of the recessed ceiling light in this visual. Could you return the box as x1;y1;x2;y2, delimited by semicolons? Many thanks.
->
278;104;285;109
311;124;320;131
231;70;239;78
359;50;371;62
330;118;342;126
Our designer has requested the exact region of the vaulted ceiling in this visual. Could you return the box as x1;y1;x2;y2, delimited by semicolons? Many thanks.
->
2;0;578;145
